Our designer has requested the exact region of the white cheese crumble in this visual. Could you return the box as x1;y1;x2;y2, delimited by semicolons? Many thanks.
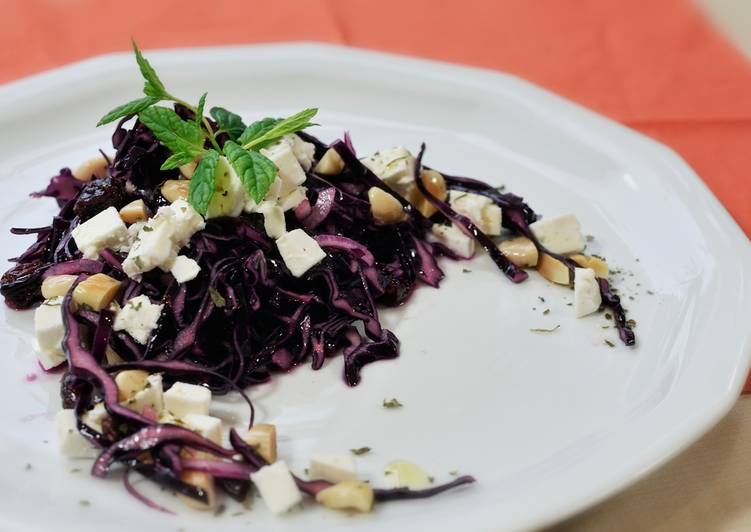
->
250;461;303;515
429;224;475;258
163;381;212;418
34;296;66;369
448;190;502;236
529;214;585;255
113;295;163;344
276;229;327;277
574;267;602;318
71;206;129;259
55;409;98;458
122;199;205;279
170;255;201;283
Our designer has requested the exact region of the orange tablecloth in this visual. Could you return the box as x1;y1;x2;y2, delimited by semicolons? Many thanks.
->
2;0;751;384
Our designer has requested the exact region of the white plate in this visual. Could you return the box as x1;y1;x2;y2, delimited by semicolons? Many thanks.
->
0;44;749;532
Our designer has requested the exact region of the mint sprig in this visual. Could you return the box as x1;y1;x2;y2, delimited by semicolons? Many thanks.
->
223;141;277;204
133;39;168;99
241;108;318;150
188;150;221;214
210;107;246;140
96;40;318;214
97;96;159;126
138;107;206;170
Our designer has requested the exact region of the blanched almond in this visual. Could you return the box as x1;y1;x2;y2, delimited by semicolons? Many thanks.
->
241;423;277;463
537;253;572;285
72;273;121;310
315;480;374;513
569;254;608;278
177;470;216;511
407;169;447;217
498;237;539;268
119;199;149;224
115;370;149;402
73;155;109;181
314;149;345;176
41;274;77;299
179;161;198;179
160;180;190;203
368;187;406;224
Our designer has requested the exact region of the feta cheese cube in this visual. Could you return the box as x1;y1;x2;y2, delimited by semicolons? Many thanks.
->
122;221;175;278
168;199;206;245
115;370;149;401
276;229;327;277
122;200;205;278
430;224;475;258
258;203;286;239
278;187;307;212
361;147;415;184
250;461;303;515
574;268;602;318
241;423;277;463
309;454;358;483
206;158;246;219
244;177;283;213
113;295;163;344
183;413;222;444
71;207;129;259
55;409;97;458
448;191;502;235
163;381;211;418
170;255;201;283
283;134;316;171
529;214;585;255
82;402;108;433
34;297;66;369
261;142;307;191
125;373;164;415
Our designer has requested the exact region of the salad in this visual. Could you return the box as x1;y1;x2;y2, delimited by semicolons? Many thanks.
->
0;42;635;516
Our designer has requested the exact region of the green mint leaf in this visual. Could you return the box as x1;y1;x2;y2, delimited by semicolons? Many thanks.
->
187;149;220;214
138;106;206;158
241;108;317;149
237;117;280;146
223;141;277;203
210;107;247;140
195;92;207;126
132;39;167;98
161;152;196;171
97;96;159;126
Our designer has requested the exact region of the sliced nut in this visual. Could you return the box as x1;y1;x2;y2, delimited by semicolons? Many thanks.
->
407;169;447;217
160;180;190;203
41;274;77;299
241;423;277;463
119;199;149;224
537;253;572;285
179;161;198;179
72;273;122;310
73;155;109;181
115;370;149;402
314;148;345;176
569;254;608;278
178;470;216;511
498;236;539;268
315;480;374;513
368;187;406;224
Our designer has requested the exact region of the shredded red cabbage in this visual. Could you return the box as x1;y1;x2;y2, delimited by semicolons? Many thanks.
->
1;111;636;513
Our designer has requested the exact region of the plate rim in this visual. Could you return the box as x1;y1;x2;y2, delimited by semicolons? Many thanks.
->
1;42;750;531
